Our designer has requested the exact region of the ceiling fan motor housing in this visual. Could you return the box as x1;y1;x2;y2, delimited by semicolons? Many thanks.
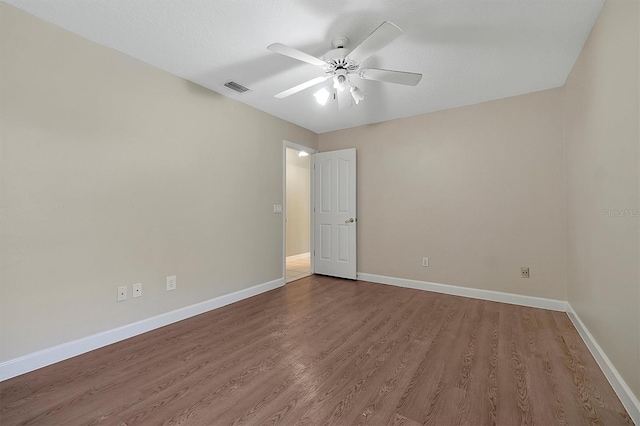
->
323;48;359;74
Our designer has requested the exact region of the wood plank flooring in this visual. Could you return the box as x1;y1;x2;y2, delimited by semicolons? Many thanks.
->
0;275;633;425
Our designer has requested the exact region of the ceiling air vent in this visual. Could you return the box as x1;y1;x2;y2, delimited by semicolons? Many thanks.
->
223;81;250;94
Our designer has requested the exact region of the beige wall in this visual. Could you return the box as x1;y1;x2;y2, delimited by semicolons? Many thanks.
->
285;148;311;257
319;89;567;300
563;0;640;400
2;1;638;406
0;5;317;362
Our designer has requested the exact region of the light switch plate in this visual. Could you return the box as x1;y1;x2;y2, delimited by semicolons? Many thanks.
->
273;204;283;214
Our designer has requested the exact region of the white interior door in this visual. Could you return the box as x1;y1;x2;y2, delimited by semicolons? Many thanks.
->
313;148;357;279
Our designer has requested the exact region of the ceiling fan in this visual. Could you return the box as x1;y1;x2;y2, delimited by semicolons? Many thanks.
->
267;21;422;109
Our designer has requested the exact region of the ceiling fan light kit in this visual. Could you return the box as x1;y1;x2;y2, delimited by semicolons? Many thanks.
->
350;86;364;104
333;69;348;91
313;87;331;105
267;21;422;110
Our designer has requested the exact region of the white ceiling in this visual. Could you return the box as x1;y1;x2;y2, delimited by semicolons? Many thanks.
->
4;0;603;134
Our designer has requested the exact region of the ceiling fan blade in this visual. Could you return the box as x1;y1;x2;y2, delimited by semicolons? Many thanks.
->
358;68;422;86
346;21;403;64
267;43;328;68
274;76;329;99
336;87;352;111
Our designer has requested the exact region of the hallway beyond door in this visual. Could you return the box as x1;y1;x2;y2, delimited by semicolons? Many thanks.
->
286;253;311;283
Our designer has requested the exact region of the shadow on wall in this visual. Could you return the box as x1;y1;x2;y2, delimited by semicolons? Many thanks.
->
181;79;227;98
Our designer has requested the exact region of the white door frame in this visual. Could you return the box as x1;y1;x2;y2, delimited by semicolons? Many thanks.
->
282;140;317;281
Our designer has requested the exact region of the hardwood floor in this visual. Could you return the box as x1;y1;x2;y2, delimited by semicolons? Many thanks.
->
0;275;633;425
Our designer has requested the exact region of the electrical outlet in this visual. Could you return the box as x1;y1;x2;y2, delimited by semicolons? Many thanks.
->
166;275;176;291
133;283;142;298
117;285;127;302
521;267;530;278
422;257;429;267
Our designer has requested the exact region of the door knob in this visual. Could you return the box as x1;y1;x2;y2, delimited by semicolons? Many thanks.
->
345;218;355;223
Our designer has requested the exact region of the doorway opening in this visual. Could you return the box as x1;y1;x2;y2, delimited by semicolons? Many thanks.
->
283;141;316;283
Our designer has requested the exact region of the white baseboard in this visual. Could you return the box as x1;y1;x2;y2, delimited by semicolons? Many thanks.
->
566;304;640;424
286;252;310;261
357;272;639;422
357;273;567;312
0;278;284;382
3;273;638;423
